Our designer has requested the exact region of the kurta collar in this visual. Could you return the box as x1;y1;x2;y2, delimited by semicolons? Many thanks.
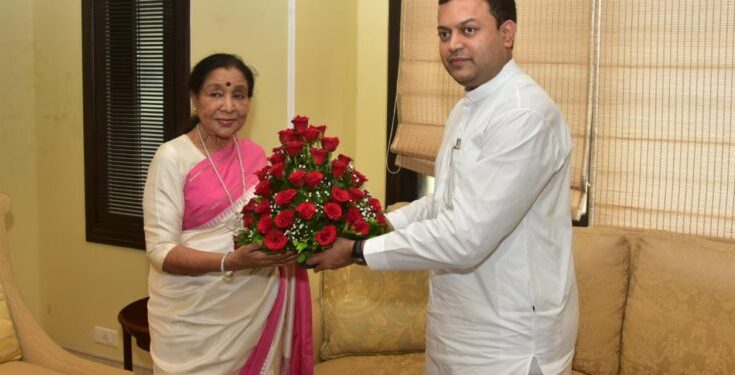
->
463;59;520;105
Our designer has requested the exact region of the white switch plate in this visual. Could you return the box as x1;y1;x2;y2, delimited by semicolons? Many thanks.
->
93;326;118;347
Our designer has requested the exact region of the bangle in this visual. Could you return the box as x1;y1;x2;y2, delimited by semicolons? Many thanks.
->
220;251;234;281
352;239;367;266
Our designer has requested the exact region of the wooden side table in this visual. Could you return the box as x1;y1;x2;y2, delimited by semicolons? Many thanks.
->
117;297;150;371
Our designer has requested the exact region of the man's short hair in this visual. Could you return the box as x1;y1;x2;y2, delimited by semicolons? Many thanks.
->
438;0;517;28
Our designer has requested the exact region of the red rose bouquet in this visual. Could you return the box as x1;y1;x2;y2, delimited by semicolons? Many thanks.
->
234;115;389;267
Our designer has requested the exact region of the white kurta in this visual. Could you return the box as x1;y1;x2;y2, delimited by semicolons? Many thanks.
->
364;60;578;374
143;135;279;374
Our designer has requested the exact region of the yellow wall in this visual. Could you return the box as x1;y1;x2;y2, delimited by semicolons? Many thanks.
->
0;0;388;368
32;0;153;364
296;0;358;166
0;0;42;319
355;1;388;202
296;0;388;202
191;0;289;152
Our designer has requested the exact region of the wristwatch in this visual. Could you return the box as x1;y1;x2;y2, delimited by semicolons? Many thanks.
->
351;239;367;266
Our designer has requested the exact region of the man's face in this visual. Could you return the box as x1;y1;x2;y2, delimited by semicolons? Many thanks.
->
438;0;515;90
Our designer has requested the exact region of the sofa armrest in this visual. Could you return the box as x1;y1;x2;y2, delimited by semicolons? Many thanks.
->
0;193;129;374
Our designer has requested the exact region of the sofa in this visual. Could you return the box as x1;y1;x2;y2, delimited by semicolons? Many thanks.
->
310;225;735;374
0;193;130;375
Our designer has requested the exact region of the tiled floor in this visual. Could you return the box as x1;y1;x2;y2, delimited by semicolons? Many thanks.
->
72;349;152;375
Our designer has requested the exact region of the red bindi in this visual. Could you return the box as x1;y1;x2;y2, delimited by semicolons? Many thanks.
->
225;81;231;87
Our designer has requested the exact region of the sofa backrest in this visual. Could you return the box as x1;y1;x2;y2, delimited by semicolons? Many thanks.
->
315;225;735;372
571;226;633;375
620;230;735;374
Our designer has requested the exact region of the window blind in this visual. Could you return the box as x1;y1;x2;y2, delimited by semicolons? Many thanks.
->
83;0;189;249
391;0;594;221
592;0;735;239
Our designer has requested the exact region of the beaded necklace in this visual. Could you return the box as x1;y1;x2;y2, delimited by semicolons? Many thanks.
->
197;124;246;231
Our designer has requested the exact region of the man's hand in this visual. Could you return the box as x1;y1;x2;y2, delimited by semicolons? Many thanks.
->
306;237;354;272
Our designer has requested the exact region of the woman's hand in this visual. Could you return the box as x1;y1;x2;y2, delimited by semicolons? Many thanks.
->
226;243;299;270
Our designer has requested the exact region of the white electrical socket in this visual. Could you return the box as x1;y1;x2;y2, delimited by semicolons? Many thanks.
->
93;326;118;347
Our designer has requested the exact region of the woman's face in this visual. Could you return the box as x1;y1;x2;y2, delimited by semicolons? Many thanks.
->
191;67;251;142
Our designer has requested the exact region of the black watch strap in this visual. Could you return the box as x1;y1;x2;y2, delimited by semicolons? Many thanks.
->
352;239;367;266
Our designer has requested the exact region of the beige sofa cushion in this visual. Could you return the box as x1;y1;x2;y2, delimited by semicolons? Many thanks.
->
572;226;632;375
622;231;735;374
320;265;427;359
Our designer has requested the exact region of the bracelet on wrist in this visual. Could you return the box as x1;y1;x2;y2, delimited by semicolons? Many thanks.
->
220;251;234;280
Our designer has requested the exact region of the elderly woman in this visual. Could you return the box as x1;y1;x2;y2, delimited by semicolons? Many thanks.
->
143;53;313;374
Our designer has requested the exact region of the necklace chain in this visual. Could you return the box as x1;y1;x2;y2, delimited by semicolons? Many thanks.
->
197;125;246;228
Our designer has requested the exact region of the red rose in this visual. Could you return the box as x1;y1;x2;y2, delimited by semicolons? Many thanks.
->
352;219;369;236
274;189;298;206
270;151;285;164
368;197;382;212
243;215;256;227
348;187;366;201
255;179;272;196
254;166;270;180
279;129;297;144
331;159;348;178
303;126;321;142
264;229;288;251
351;170;367;187
376;213;387;225
331;187;351;203
310;148;327;165
242;199;257;215
255;199;271;215
296;202;316;220
288;170;306;187
257;216;273;234
314;124;327;135
346;206;363;224
270;162;285;179
321;136;339;152
323;202;343;221
304;171;324;189
315;225;337;246
291;115;309;131
337;154;353;163
284;141;304;157
274;210;295;229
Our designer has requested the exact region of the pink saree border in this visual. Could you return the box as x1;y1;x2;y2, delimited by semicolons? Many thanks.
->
182;139;264;231
240;267;313;374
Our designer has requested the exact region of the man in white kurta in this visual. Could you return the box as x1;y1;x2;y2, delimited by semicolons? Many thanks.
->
308;0;578;373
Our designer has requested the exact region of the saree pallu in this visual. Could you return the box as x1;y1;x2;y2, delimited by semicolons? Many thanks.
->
144;135;313;374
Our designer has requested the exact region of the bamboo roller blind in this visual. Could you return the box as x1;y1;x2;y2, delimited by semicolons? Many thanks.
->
391;0;735;239
592;0;735;239
391;0;594;220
